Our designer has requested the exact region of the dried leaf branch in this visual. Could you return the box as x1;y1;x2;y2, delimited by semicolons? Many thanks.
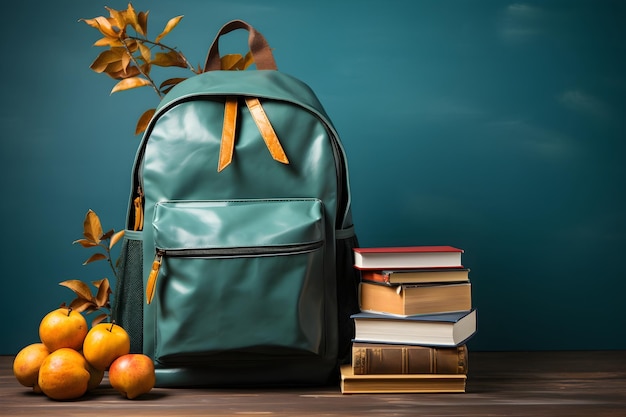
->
60;210;124;326
73;209;125;279
60;279;112;326
80;2;254;135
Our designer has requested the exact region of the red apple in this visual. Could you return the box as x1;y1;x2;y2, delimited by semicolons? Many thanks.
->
108;354;155;399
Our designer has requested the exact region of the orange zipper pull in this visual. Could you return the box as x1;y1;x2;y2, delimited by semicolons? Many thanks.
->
133;187;144;231
146;251;163;304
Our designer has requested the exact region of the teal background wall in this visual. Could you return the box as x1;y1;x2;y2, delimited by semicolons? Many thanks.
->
1;0;624;354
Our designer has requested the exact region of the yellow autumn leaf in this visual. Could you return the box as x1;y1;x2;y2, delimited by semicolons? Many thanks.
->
83;253;107;265
125;3;146;37
105;64;141;80
152;51;186;68
137;10;149;37
90;47;128;73
83;209;103;243
100;229;115;240
59;280;95;302
135;108;156;135
92;278;109;289
73;238;99;248
80;16;119;39
68;298;97;314
120;52;131;73
155;15;183;44
105;6;127;31
138;42;151;63
221;54;244;70
111;77;152;94
241;51;255;70
140;62;152;75
159;77;186;95
90;49;123;73
110;230;125;249
159;77;187;89
93;278;112;308
78;17;99;29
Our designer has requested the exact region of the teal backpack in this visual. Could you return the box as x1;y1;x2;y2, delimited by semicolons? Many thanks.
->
112;20;360;387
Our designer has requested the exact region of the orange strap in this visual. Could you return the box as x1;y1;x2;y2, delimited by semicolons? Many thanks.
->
217;97;289;171
217;97;239;172
245;97;289;165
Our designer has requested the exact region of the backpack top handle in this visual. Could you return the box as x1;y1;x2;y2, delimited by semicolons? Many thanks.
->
204;19;278;72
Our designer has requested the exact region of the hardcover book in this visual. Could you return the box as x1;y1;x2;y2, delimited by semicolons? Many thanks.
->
359;281;472;316
360;268;470;285
351;309;477;347
353;246;464;270
339;365;467;394
352;342;468;375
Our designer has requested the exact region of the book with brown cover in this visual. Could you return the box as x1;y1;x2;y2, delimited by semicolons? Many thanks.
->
339;365;467;394
359;281;472;316
352;342;468;375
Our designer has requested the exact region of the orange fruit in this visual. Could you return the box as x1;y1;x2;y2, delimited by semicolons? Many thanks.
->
39;307;88;352
12;343;50;393
38;348;90;400
82;322;130;371
108;353;156;399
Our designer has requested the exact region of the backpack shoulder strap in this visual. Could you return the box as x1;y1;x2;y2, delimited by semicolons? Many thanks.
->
204;20;277;71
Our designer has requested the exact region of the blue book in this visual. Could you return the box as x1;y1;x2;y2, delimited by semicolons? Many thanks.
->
351;309;477;347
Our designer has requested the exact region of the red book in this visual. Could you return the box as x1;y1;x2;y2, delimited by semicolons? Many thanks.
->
353;246;464;270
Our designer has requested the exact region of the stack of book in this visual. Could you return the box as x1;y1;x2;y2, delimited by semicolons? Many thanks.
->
340;245;477;394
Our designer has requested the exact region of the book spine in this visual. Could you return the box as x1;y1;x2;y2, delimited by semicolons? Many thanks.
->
352;344;468;375
359;270;389;284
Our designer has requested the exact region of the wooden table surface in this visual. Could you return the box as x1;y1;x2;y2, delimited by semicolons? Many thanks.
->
1;350;625;416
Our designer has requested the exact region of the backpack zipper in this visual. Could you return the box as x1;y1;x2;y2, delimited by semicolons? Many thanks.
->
145;241;323;305
145;250;163;304
133;186;144;231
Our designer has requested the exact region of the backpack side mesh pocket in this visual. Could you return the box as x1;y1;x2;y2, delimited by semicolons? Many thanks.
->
112;231;144;353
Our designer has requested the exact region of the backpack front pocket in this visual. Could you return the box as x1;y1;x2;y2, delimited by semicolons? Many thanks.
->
150;199;326;365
